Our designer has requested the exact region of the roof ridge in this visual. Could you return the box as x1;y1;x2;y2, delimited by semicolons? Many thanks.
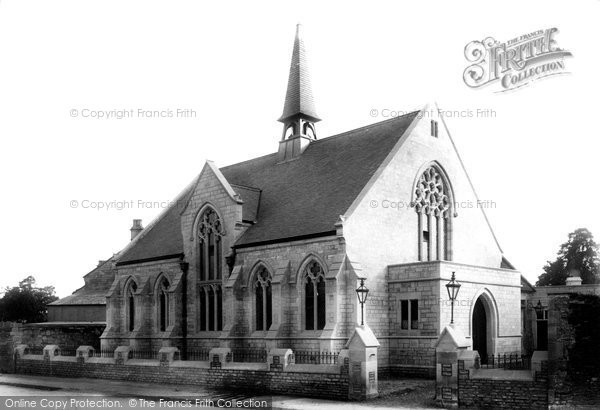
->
219;112;420;172
82;256;114;279
116;107;422;257
313;110;420;144
220;152;278;171
230;183;262;192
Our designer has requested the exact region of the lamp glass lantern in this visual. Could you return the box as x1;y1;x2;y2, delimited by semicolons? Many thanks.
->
356;278;369;326
534;300;544;319
445;271;461;324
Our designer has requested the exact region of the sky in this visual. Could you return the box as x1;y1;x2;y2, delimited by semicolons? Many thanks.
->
0;0;598;297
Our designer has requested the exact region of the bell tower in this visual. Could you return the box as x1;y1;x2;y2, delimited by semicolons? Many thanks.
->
278;24;321;162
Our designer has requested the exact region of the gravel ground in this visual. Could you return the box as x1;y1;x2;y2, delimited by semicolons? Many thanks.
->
368;378;442;409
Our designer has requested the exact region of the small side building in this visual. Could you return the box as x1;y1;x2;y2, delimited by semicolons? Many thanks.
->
47;257;117;322
523;271;600;353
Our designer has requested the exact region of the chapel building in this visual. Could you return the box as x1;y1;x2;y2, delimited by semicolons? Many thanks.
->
51;25;523;376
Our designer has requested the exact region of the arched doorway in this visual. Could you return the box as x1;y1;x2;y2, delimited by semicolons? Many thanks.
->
472;298;488;363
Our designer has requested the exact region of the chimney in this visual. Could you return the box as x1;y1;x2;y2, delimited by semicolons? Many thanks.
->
566;269;582;286
130;219;143;241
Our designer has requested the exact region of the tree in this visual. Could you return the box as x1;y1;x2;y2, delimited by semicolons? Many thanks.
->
0;276;58;323
537;228;600;286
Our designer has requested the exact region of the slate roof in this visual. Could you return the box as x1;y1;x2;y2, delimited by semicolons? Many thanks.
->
49;292;108;306
501;256;516;270
223;112;419;246
521;275;536;293
50;258;116;306
116;111;419;264
279;24;320;122
231;184;261;223
117;186;195;264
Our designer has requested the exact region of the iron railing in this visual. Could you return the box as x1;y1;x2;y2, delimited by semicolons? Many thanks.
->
291;351;339;365
129;350;158;360
184;349;210;361
478;354;531;370
25;346;44;355
229;349;267;363
59;347;78;357
93;349;115;358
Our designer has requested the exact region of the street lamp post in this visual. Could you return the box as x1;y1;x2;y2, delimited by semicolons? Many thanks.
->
445;271;461;325
355;278;369;326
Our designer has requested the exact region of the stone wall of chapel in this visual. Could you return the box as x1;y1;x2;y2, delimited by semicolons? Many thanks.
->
381;261;521;373
344;110;506;341
179;166;244;339
231;237;351;352
102;259;183;351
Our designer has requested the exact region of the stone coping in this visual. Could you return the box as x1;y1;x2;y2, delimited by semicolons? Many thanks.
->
21;322;106;328
17;354;342;374
86;358;116;364
220;362;266;371
535;284;600;290
387;260;519;273
287;364;342;374
387;364;436;370
125;359;160;367
171;361;210;369
470;368;533;381
51;356;77;363
21;354;43;360
19;354;77;362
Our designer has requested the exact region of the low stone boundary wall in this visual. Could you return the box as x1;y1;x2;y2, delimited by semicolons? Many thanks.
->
0;322;15;373
15;354;350;400
380;364;435;379
16;323;105;350
13;325;381;401
457;360;548;409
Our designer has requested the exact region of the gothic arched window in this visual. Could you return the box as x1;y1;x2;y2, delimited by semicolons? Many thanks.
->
197;208;224;281
198;284;223;332
196;206;224;333
254;267;272;331
157;277;170;332
413;166;453;261
125;280;137;332
304;261;326;330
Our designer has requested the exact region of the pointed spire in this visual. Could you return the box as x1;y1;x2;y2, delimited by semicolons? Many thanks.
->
277;24;321;162
279;24;321;123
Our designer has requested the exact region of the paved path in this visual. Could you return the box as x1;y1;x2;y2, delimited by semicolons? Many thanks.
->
0;374;263;408
0;374;211;397
0;374;439;409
